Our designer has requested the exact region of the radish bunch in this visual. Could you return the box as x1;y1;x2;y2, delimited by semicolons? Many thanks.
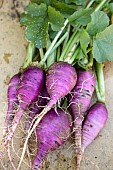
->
3;0;112;169
2;60;108;170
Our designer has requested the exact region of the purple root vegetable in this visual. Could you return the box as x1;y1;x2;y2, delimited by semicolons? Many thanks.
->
18;61;77;169
46;61;77;107
3;73;21;138
82;102;108;152
32;108;72;170
70;69;96;170
5;66;44;145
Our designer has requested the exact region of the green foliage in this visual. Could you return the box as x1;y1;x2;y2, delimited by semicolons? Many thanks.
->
69;8;94;26
80;29;90;55
93;25;113;62
48;6;64;31
87;10;109;36
20;2;65;48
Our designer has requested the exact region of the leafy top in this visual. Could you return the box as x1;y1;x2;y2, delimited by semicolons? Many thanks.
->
20;2;65;48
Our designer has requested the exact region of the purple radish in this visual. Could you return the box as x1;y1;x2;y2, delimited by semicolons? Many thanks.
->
3;73;21;138
32;108;72;170
82;102;108;152
5;66;44;145
18;61;77;169
70;69;96;169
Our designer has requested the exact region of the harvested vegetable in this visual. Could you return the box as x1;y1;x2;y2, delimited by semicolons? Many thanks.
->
2;0;113;169
32;108;72;170
18;61;77;169
5;66;44;145
70;69;96;169
3;73;21;138
82;102;108;151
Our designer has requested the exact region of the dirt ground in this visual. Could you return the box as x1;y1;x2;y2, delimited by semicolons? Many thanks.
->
0;0;113;170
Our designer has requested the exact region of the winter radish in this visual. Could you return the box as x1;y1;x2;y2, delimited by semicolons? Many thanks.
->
70;69;96;169
5;66;44;145
18;61;77;169
32;108;72;170
82;102;108;152
3;73;21;138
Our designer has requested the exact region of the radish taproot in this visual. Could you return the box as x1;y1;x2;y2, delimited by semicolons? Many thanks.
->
32;108;72;170
18;61;77;169
3;73;21;138
5;66;45;145
82;102;108;151
70;69;96;169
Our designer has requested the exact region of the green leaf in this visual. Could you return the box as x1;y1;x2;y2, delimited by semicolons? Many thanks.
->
20;3;49;48
69;8;94;26
108;3;113;13
80;29;90;55
20;14;45;26
48;6;64;31
51;0;76;17
72;0;88;6
65;0;87;6
31;0;76;17
26;18;49;48
25;2;47;16
86;10;109;36
93;25;113;62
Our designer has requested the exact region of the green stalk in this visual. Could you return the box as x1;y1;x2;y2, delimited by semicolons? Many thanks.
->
95;62;105;103
22;42;35;69
40;19;68;66
95;80;102;102
86;0;95;8
49;31;68;56
39;48;44;60
62;25;70;50
95;0;108;11
57;46;61;61
65;46;80;64
59;31;80;61
87;52;94;68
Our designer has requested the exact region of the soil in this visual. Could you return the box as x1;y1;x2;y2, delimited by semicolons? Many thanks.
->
0;0;113;170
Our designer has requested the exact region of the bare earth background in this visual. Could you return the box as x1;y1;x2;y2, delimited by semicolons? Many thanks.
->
0;0;113;170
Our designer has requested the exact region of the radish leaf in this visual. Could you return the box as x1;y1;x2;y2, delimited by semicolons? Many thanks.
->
80;29;90;55
87;10;109;36
20;2;65;48
25;2;47;16
69;8;94;26
48;6;64;31
93;25;113;62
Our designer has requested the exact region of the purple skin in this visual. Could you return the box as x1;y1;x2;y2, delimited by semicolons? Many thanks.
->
70;69;96;170
3;73;21;137
82;102;108;151
17;62;77;168
46;61;77;108
32;108;72;170
5;66;45;145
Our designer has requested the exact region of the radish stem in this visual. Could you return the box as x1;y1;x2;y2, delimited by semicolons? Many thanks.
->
40;19;69;66
22;42;35;69
95;62;105;103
